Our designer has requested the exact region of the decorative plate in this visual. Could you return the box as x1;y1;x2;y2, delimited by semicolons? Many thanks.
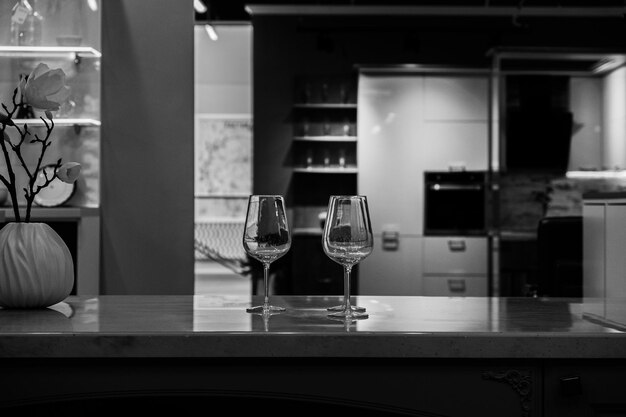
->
33;165;76;207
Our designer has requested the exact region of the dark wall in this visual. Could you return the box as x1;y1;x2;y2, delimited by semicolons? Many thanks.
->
101;0;195;294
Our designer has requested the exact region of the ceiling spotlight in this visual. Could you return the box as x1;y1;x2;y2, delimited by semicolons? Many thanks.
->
205;24;218;41
194;0;208;14
86;0;98;12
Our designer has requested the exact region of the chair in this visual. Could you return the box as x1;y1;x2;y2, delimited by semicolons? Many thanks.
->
536;216;583;297
194;221;251;277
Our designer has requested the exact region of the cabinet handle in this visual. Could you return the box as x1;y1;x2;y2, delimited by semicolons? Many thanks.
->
448;239;466;252
382;231;400;251
559;375;582;396
448;279;466;293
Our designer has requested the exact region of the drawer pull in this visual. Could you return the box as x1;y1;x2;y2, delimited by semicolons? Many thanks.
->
448;279;466;293
448;240;466;252
382;231;400;251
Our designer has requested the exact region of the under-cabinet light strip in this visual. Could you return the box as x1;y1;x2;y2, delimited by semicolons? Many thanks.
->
566;171;626;179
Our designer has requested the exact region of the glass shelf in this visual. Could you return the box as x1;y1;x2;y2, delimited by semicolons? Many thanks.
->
294;135;357;142
293;166;358;174
293;103;357;109
0;46;102;59
13;118;101;127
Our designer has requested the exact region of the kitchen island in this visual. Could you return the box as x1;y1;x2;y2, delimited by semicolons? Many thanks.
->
1;295;625;416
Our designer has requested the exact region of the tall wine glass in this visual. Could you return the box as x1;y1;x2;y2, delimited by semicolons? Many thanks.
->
243;195;291;313
322;195;373;320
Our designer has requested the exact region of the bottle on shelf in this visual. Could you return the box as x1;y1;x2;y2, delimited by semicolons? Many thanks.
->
339;83;348;104
342;118;351;136
10;0;43;47
323;118;331;136
301;117;310;136
321;81;329;103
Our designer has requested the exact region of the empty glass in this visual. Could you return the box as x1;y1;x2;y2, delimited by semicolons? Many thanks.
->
322;195;373;320
243;195;291;313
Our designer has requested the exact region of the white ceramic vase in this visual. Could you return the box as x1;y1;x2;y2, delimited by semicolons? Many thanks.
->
0;222;74;309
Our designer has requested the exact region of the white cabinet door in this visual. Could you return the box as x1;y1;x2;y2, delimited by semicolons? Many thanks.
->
423;76;489;122
605;204;626;323
423;236;488;275
358;73;490;235
420;75;489;171
418;122;489;171
422;236;488;296
358;74;424;235
583;203;606;318
359;235;422;296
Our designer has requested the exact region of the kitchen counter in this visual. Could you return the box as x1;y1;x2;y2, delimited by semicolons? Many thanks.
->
0;295;624;359
2;295;626;416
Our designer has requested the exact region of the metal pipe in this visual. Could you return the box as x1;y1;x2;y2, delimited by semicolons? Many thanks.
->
245;5;626;18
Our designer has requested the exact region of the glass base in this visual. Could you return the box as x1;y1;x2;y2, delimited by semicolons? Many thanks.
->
328;309;368;320
327;304;366;313
246;304;286;313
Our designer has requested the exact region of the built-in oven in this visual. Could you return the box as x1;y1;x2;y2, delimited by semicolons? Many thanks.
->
424;171;489;236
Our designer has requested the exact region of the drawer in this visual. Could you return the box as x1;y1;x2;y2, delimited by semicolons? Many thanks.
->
423;275;487;296
423;236;488;274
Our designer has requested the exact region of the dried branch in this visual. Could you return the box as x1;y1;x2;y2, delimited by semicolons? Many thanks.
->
24;118;58;223
0;119;21;222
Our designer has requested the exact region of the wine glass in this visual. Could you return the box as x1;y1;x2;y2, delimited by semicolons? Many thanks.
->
322;195;373;320
243;195;291;314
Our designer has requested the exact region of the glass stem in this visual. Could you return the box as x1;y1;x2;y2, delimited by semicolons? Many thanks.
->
343;265;352;311
263;262;270;308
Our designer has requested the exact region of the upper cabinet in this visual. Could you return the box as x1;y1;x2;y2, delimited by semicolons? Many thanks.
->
0;0;101;208
357;70;490;236
492;47;626;174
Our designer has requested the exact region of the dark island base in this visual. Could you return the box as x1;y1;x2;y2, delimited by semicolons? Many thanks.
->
2;357;626;417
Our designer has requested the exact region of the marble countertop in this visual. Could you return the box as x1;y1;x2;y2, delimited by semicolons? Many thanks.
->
0;295;625;359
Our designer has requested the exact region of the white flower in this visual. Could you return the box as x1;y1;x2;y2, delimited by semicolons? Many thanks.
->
56;162;81;183
19;63;70;111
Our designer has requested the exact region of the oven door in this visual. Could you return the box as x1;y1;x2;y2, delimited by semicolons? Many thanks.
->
424;173;487;236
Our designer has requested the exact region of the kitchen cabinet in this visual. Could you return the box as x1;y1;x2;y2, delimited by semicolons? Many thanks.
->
357;70;490;295
420;75;489;172
0;1;101;295
604;204;626;324
582;195;626;326
582;202;605;318
359;234;422;296
544;361;626;416
422;236;488;296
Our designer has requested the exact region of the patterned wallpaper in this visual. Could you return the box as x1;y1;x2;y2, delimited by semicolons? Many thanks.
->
194;114;252;221
498;171;626;232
